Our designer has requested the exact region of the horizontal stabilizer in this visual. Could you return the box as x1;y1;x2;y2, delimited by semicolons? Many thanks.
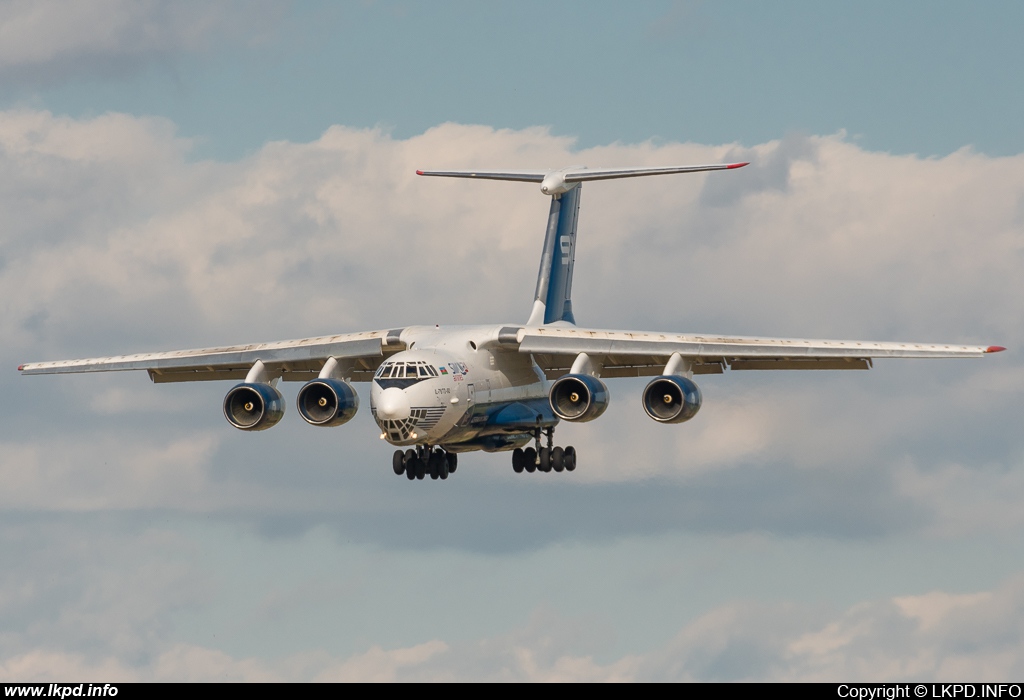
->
562;163;748;183
417;163;748;196
415;169;545;182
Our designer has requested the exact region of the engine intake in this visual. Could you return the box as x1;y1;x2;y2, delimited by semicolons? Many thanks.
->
223;383;285;431
642;376;702;423
549;374;609;422
296;378;359;427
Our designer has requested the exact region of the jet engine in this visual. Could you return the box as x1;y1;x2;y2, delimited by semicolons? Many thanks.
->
223;382;285;431
642;375;702;423
296;378;359;427
549;374;609;422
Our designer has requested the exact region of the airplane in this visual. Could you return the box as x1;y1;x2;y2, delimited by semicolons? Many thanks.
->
18;162;1005;481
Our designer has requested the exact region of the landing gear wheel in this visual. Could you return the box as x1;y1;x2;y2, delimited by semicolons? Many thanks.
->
564;446;576;472
552;446;564;472
524;447;537;473
539;447;552;472
428;451;442;479
446;452;457;473
393;450;405;475
512;448;525;473
415;458;426;480
433;450;448;480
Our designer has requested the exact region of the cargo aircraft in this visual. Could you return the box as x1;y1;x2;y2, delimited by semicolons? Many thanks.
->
19;162;1005;481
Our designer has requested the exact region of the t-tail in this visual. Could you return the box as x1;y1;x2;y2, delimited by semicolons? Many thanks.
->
416;161;749;326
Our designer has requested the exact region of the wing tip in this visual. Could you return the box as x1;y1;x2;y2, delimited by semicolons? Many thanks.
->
985;345;1007;354
415;169;425;176
727;162;750;169
17;364;23;371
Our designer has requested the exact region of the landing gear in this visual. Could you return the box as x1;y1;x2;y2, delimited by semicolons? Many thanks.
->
395;445;457;481
512;448;525;473
551;446;564;472
512;428;576;475
563;445;576;471
523;447;537;473
428;450;446;480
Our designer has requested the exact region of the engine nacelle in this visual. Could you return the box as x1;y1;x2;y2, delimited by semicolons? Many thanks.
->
549;374;609;422
296;378;359;427
223;382;285;431
642;375;702;424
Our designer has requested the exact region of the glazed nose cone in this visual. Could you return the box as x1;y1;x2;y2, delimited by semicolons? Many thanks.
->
376;387;411;421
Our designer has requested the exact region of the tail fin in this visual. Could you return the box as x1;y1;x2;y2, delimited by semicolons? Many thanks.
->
416;162;748;326
527;186;580;325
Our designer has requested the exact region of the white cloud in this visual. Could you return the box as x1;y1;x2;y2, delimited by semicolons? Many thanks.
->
769;577;1024;681
6;574;1024;681
0;0;280;80
0;434;218;511
0;111;1021;543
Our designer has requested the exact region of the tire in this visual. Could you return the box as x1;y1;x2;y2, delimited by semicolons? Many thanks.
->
524;447;536;473
512;448;525;473
551;446;564;472
436;450;449;479
564;446;576;472
539;447;551;472
393;450;405;475
406;467;416;481
415;458;426;479
429;451;443;479
446;452;457;473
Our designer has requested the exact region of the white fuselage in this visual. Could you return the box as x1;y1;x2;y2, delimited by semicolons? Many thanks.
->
368;326;555;452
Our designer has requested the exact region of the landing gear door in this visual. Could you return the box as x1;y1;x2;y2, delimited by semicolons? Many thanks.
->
467;383;475;406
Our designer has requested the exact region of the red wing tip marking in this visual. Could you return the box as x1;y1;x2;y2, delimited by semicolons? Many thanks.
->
415;170;425;175
17;365;23;371
727;162;750;169
986;346;1007;353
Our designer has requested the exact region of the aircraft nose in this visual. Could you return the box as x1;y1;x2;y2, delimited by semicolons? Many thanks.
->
375;387;411;421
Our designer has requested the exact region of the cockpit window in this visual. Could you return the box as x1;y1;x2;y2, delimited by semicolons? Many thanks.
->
374;360;438;389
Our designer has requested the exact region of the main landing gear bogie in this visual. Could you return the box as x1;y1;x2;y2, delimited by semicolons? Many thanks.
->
393;446;457;481
511;428;576;475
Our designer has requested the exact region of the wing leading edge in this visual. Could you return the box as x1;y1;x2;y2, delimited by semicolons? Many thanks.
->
18;329;407;383
514;326;1004;379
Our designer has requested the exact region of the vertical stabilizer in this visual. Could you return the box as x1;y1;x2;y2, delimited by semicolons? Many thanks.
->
416;162;750;327
526;186;581;326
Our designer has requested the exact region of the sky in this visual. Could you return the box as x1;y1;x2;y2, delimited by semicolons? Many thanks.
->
1;0;1023;681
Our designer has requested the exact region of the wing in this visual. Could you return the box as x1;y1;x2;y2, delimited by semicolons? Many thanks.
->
18;328;408;383
513;326;1004;379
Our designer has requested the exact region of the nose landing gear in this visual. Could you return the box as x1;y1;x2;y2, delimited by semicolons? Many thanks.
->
512;428;576;475
393;446;458;481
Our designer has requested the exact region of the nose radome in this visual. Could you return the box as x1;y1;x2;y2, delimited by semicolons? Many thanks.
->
376;387;411;421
